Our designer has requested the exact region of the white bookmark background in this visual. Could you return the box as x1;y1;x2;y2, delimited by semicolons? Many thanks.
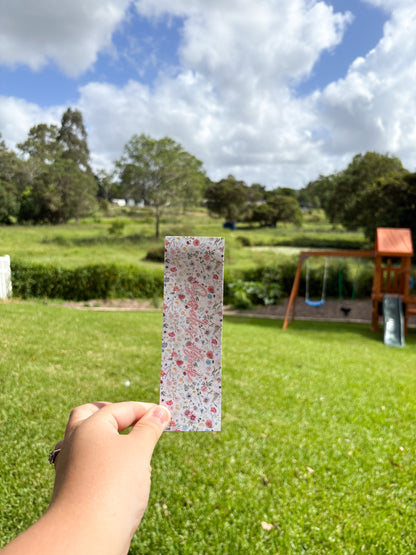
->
160;236;224;431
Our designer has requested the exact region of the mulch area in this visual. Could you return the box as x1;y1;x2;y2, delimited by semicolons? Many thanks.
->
61;297;374;324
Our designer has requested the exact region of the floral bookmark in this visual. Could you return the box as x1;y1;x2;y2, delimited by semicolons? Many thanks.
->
160;236;224;431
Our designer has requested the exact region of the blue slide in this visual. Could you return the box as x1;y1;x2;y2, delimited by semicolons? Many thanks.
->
383;295;405;348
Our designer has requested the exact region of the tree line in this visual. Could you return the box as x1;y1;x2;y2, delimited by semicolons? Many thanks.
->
1;107;415;243
298;152;416;247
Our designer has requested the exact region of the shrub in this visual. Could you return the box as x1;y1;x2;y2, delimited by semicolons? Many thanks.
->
108;220;125;236
236;235;251;247
11;261;164;301
144;245;165;262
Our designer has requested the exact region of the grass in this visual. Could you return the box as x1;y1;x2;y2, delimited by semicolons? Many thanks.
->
1;303;416;553
0;209;367;272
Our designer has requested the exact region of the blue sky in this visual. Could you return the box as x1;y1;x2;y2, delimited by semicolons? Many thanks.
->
0;0;414;189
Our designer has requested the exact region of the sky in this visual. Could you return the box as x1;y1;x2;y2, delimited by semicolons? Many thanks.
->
1;0;415;190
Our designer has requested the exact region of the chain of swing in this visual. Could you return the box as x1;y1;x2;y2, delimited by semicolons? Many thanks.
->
305;258;360;315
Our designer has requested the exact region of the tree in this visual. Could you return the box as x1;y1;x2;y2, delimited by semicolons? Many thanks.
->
205;175;250;222
116;134;206;238
18;123;60;164
57;108;91;172
358;171;416;246
250;191;302;227
0;135;21;223
325;152;406;229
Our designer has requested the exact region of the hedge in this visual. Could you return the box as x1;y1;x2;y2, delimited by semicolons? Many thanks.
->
11;261;164;301
10;259;375;306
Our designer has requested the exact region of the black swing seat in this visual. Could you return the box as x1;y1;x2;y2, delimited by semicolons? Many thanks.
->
340;306;351;316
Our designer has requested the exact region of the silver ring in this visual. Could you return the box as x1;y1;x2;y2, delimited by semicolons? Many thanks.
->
48;448;62;465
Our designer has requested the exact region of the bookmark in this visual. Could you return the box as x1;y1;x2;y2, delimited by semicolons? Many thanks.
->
160;236;224;431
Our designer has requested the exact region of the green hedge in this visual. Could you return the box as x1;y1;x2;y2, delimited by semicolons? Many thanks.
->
10;259;375;305
11;261;164;301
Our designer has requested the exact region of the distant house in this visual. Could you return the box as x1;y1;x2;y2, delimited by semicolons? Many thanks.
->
111;199;145;208
111;198;127;207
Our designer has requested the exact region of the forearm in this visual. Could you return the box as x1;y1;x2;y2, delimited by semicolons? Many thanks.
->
1;504;133;555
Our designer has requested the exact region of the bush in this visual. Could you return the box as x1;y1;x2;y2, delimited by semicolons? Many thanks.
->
108;220;125;236
144;245;165;262
236;235;251;247
11;261;164;301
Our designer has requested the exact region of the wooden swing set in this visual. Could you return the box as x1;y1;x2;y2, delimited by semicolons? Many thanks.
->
282;228;416;335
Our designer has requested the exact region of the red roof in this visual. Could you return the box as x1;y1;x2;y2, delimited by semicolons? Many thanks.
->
375;228;413;256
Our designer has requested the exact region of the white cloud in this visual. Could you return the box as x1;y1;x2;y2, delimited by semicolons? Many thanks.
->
316;2;416;171
0;0;130;76
0;96;62;147
85;0;351;187
2;0;416;189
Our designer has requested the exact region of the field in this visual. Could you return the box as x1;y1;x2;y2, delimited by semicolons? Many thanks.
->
0;209;367;272
1;304;416;553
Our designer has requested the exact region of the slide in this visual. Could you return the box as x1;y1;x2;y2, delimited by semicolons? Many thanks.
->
383;295;405;348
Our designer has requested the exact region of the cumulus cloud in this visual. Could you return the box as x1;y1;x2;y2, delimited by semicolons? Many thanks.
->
79;0;352;187
0;0;130;76
1;0;416;188
316;1;416;170
0;96;62;147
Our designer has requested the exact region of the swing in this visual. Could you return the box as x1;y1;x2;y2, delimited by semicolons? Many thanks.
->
338;262;358;316
305;258;328;307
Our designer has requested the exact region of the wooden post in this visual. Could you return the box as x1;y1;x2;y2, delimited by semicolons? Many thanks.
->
282;253;308;330
283;250;374;330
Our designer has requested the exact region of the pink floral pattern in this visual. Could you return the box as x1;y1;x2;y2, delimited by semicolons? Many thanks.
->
160;236;224;431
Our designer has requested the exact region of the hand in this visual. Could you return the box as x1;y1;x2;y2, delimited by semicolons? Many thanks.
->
2;401;171;555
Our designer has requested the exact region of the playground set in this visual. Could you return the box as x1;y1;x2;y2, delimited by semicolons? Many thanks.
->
283;228;416;347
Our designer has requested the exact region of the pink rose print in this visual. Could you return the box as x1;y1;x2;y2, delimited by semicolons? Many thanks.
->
160;236;224;431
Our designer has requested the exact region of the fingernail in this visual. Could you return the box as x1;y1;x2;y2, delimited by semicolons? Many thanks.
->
150;405;171;427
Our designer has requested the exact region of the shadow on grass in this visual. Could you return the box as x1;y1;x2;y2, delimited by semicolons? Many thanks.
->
42;233;159;247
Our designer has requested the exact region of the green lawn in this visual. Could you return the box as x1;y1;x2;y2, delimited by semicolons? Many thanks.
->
1;304;416;553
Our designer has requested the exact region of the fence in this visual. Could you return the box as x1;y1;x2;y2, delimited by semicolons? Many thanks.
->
0;255;12;299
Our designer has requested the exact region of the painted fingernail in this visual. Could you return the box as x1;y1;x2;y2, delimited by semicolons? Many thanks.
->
151;405;171;427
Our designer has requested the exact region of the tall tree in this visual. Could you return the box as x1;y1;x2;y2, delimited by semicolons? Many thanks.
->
116;134;206;238
16;109;97;223
0;135;20;223
18;123;60;164
57;108;91;172
326;152;406;229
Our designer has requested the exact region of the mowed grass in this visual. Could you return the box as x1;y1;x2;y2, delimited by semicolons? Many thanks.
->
1;304;416;553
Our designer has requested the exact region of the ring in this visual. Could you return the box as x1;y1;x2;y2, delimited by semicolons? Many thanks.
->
48;447;62;465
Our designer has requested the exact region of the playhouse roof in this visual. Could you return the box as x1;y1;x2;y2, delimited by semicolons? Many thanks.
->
375;228;413;256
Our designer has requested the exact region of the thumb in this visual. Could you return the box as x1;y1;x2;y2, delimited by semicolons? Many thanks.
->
130;405;171;458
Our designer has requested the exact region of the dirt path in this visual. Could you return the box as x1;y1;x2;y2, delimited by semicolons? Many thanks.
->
60;297;375;324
